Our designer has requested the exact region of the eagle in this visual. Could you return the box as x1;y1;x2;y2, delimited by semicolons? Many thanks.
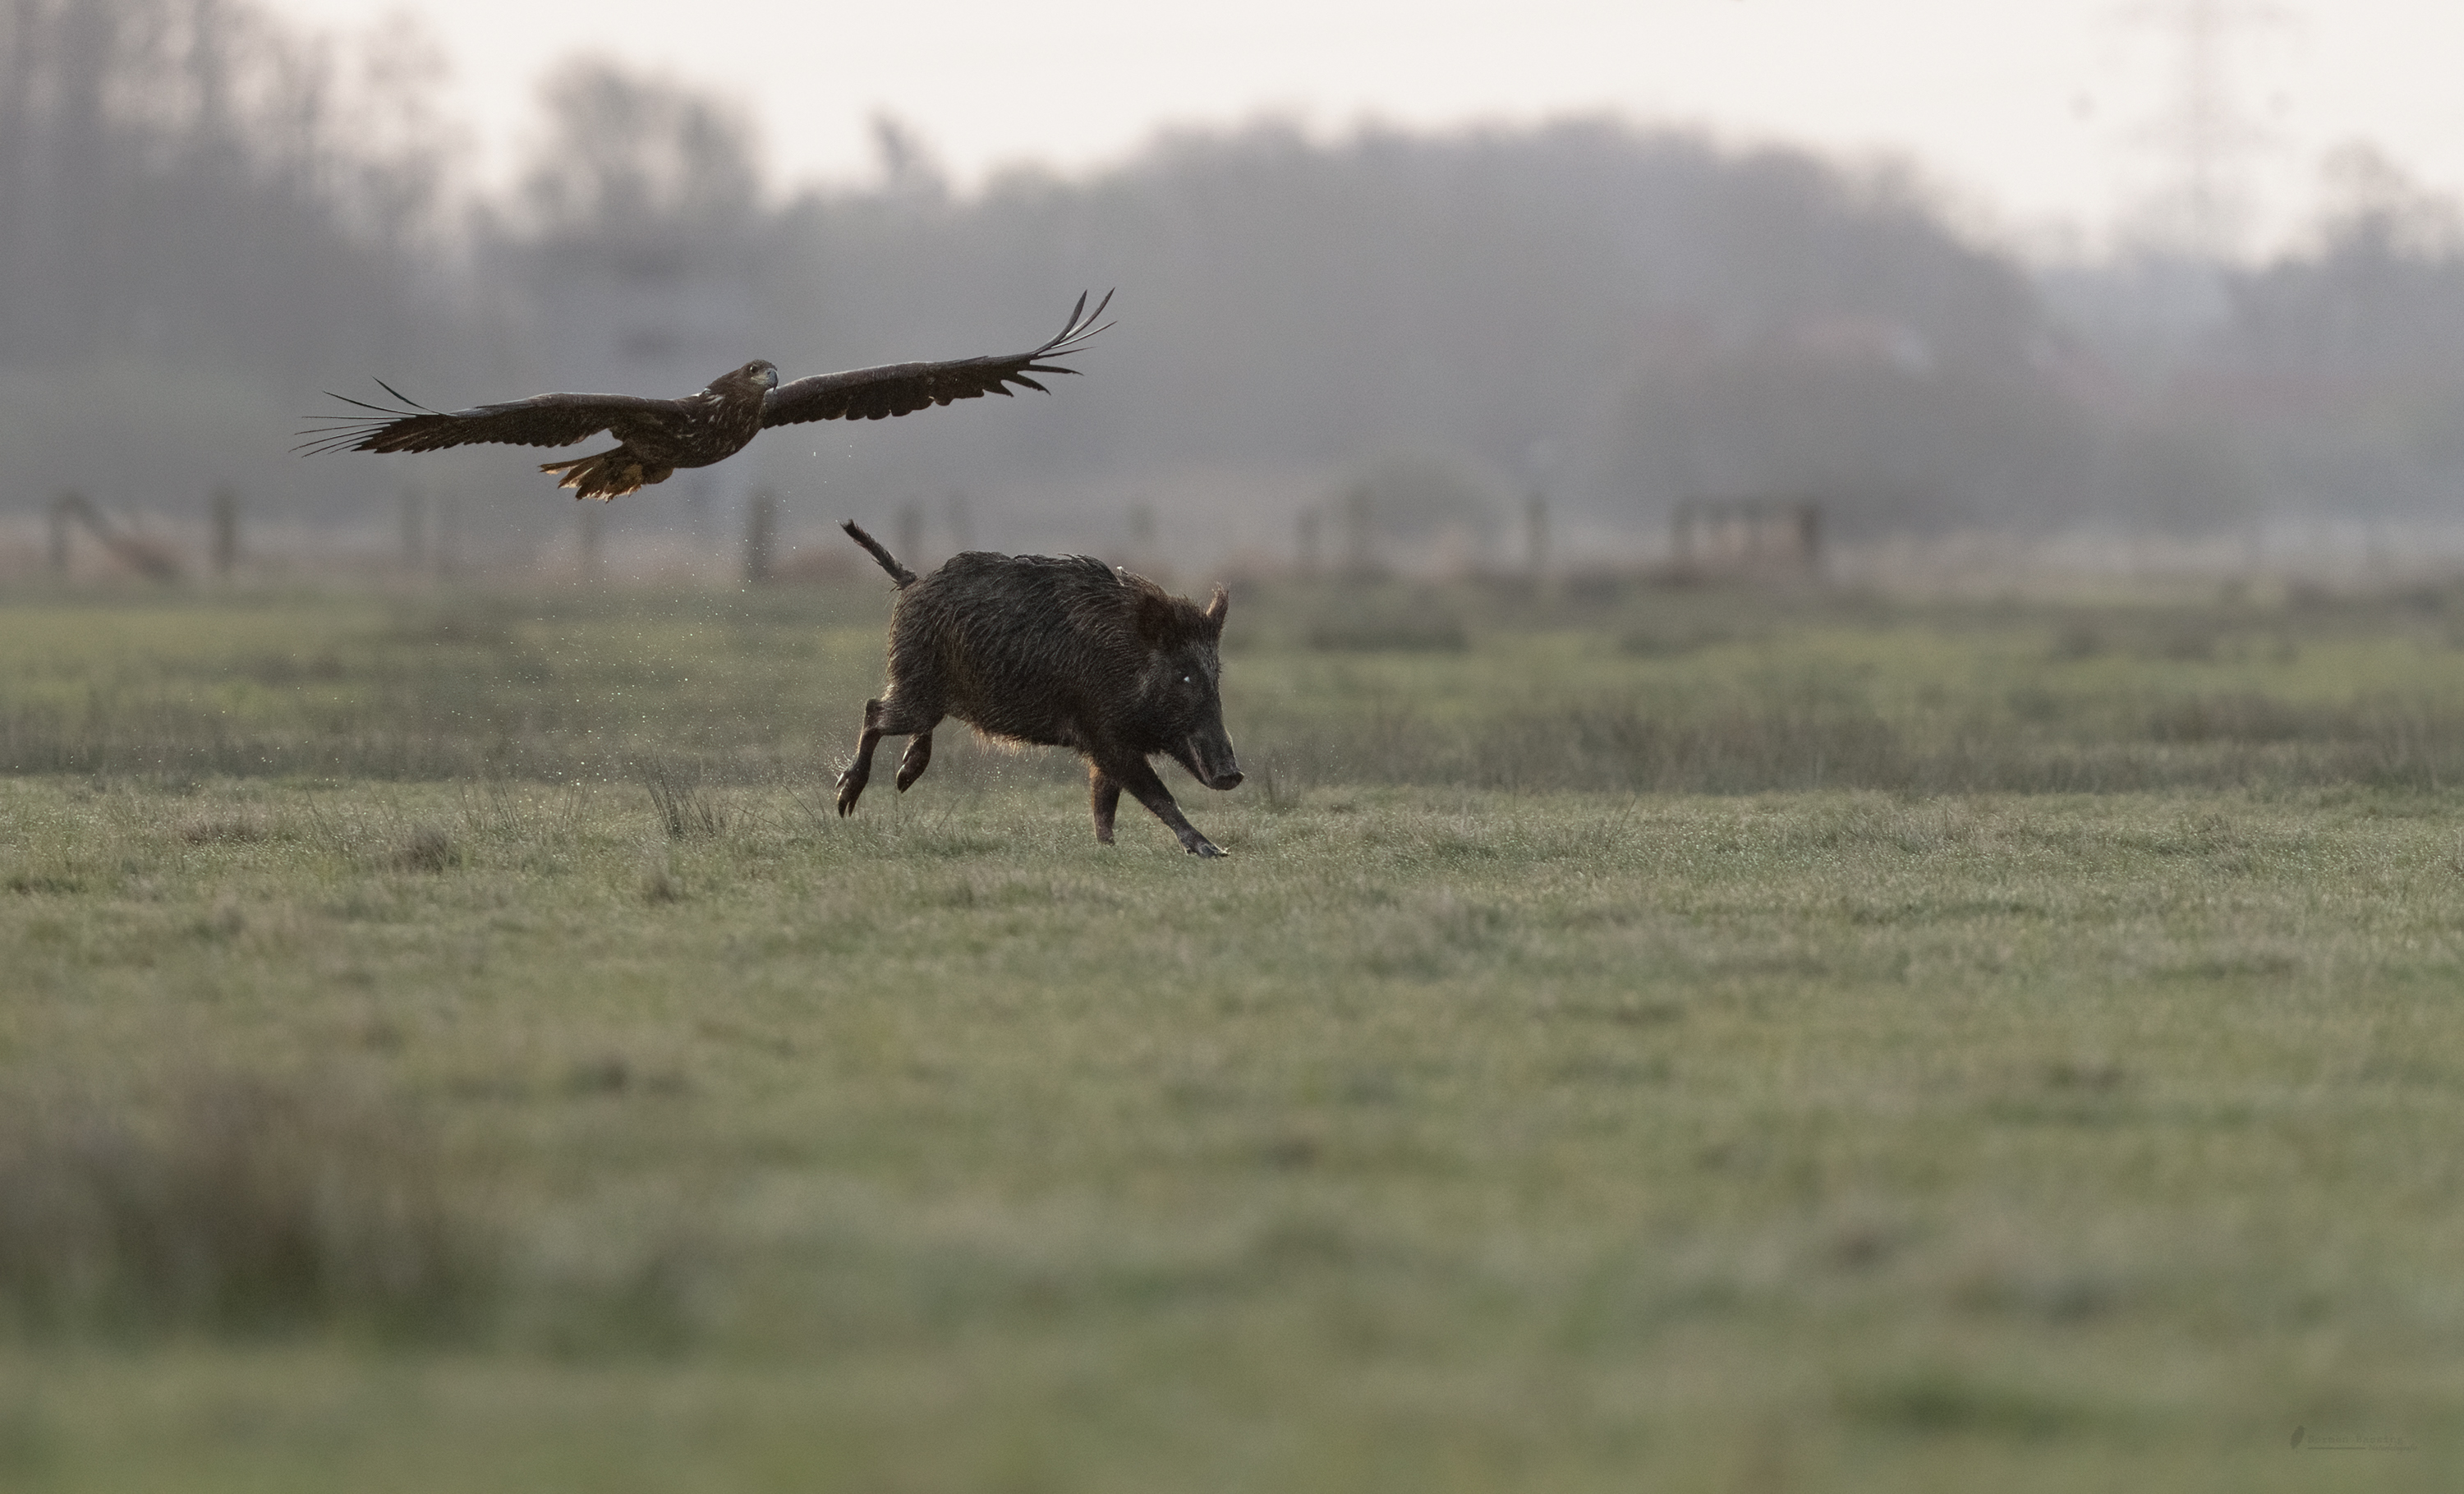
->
297;292;1111;499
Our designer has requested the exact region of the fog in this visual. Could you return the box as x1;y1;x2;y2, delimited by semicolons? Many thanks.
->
7;0;2464;579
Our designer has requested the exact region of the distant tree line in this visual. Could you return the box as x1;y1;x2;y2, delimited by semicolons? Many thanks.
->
2;0;507;368
6;0;2462;558
2204;148;2464;524
0;0;496;521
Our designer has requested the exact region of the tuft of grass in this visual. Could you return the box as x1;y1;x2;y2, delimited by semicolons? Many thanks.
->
389;825;459;873
638;761;726;840
1841;1366;2098;1439
2048;623;2104;660
176;811;270;844
0;1079;498;1343
639;848;683;903
1618;623;1747;658
1253;754;1302;811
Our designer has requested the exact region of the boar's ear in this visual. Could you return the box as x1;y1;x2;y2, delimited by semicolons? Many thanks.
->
1133;584;1182;646
1202;586;1230;637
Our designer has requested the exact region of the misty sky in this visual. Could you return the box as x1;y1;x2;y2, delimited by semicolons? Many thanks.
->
268;0;2464;255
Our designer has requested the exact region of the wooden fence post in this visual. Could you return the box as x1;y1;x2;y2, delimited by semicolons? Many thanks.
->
210;487;240;578
49;491;76;576
743;489;778;584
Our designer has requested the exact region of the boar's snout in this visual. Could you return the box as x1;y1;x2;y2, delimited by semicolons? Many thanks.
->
1186;733;1242;792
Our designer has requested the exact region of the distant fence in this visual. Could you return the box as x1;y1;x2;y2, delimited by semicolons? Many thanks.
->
1670;497;1823;582
48;491;184;582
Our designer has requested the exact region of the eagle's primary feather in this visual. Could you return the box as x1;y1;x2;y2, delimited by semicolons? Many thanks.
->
762;291;1110;426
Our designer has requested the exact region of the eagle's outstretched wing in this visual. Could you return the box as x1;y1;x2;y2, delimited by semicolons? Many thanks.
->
762;291;1112;429
295;385;684;457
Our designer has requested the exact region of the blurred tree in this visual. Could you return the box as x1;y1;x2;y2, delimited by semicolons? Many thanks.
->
0;0;462;370
513;61;763;282
485;61;768;400
2196;148;2464;517
0;0;485;524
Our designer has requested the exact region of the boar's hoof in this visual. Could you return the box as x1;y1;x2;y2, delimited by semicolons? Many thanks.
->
1187;839;1226;857
894;732;933;793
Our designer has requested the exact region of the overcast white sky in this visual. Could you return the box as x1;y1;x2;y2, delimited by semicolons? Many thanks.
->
262;0;2464;256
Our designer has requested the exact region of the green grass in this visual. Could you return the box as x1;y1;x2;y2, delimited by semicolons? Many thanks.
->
11;577;2464;790
1;580;2460;1490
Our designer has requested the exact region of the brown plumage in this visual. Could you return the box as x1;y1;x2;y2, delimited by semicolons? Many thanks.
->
297;292;1111;499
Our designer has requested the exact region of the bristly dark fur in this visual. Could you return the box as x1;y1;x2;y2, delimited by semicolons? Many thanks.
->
831;526;1241;856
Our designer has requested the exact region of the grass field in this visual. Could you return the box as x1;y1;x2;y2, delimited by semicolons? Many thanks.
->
2;576;2460;1490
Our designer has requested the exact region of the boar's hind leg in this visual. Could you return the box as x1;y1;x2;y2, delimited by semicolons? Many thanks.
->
1102;756;1225;857
1087;763;1124;844
837;697;939;816
834;704;886;816
894;731;934;792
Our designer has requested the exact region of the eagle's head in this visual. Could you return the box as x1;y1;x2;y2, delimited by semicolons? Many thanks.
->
736;359;779;391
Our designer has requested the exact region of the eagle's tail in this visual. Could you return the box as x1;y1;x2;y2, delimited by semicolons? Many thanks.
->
540;448;669;500
840;522;917;587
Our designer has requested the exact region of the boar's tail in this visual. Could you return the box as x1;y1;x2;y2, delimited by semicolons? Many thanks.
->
841;521;917;588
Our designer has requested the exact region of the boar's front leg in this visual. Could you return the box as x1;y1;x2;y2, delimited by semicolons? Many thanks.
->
1099;755;1224;857
1087;763;1123;844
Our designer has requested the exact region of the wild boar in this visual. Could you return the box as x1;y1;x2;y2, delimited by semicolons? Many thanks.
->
834;521;1242;856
